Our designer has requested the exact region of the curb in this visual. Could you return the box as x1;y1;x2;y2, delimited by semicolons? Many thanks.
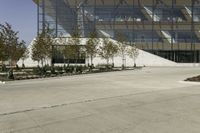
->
0;81;6;84
179;80;200;85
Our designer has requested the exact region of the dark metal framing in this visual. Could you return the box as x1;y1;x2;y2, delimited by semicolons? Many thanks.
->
36;0;200;63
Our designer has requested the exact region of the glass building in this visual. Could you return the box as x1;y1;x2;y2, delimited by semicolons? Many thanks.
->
34;0;200;63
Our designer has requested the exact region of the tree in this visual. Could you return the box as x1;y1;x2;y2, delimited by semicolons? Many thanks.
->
20;41;29;68
85;31;99;67
0;22;27;79
13;40;27;65
99;38;110;65
99;38;118;66
31;25;54;67
0;33;8;72
68;26;81;67
0;23;25;67
0;33;7;64
63;45;77;66
127;44;139;67
116;32;128;69
32;33;46;67
109;41;118;67
42;26;55;66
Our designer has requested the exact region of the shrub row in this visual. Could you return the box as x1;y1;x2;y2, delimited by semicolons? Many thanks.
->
32;65;88;76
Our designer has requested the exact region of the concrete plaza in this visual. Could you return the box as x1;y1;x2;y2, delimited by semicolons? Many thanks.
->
0;67;200;133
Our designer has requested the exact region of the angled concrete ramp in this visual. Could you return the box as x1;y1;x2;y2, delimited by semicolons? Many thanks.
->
93;38;177;67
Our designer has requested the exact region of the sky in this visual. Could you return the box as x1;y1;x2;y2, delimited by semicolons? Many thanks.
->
0;0;37;45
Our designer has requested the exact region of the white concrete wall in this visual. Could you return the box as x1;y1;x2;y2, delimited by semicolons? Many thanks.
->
18;38;200;67
17;39;45;67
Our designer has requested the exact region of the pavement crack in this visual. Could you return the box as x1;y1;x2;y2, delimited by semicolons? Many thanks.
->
1;89;200;117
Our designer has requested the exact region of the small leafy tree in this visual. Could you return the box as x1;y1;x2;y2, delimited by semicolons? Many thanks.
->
31;38;41;66
43;26;55;66
0;33;7;65
32;25;54;67
63;44;77;66
0;23;25;67
0;22;27;79
127;44;139;67
32;33;46;67
85;31;99;67
14;40;27;66
0;33;8;72
109;41;118;67
20;41;29;68
99;38;118;67
68;26;81;71
99;38;111;65
116;32;128;69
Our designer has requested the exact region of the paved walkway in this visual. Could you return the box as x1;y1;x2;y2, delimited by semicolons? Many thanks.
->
0;67;200;133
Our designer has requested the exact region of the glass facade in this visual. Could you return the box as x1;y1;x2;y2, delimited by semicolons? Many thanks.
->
35;0;200;63
52;45;86;64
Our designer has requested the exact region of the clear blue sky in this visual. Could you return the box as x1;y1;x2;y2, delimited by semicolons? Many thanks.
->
0;0;37;45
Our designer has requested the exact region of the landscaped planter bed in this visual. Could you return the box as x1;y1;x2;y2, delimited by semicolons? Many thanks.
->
185;75;200;82
0;67;142;82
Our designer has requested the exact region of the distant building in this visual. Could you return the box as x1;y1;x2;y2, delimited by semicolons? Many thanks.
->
33;0;200;64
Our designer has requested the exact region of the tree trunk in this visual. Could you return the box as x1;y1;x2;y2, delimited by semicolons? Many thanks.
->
41;59;44;68
122;53;125;70
10;59;12;69
67;59;70;67
64;57;66;66
22;60;24;67
106;58;110;70
122;57;124;66
50;58;53;68
51;45;54;67
112;56;114;68
8;59;14;80
74;56;77;73
91;56;93;67
106;58;109;65
133;58;136;67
